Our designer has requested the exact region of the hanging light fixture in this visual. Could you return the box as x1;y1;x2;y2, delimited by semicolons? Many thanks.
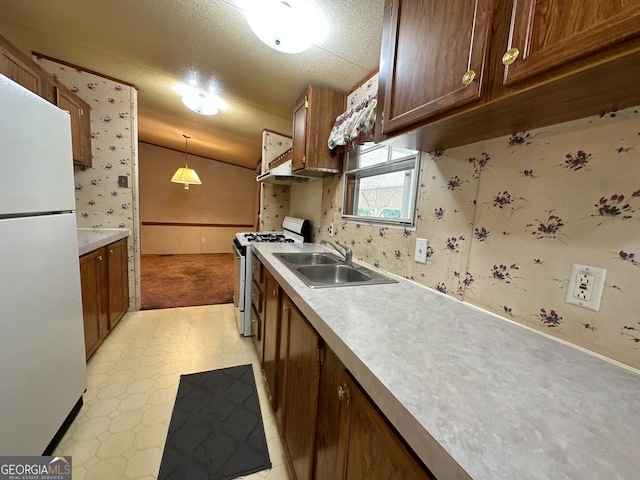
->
171;135;202;189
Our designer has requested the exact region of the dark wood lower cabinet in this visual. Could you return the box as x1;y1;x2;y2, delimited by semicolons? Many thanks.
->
263;270;280;406
337;372;434;480
79;238;128;360
263;270;435;480
281;295;322;480
314;345;345;480
107;238;129;329
79;248;108;359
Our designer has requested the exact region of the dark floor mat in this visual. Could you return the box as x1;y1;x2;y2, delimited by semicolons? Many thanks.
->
158;364;271;480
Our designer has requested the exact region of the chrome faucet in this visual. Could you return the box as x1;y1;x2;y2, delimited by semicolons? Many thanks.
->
320;239;352;265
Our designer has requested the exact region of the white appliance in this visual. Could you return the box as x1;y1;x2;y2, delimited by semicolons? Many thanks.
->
0;75;87;455
232;216;310;336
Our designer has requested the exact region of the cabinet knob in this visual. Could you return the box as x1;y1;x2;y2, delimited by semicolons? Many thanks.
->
337;385;348;401
462;70;476;86
272;289;278;296
502;47;520;65
97;255;103;261
109;249;114;254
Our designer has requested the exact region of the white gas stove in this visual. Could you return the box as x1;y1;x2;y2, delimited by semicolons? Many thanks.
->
232;216;310;336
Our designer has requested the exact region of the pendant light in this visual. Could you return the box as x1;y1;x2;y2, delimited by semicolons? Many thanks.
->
171;135;202;189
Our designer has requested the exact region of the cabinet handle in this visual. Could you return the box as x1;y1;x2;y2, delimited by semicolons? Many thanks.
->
97;255;103;261
272;289;278;296
252;292;257;298
462;70;476;86
502;47;520;65
109;249;114;254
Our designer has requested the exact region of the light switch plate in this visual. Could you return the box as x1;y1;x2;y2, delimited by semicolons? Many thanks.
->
414;238;428;264
565;263;606;311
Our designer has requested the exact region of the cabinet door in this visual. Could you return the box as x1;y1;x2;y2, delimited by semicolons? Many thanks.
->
314;345;346;480
0;45;42;96
292;93;308;172
55;84;92;167
503;1;640;86
275;297;290;431
79;248;108;360
263;270;280;407
107;238;129;330
378;0;493;135
282;295;322;480
291;86;344;175
250;305;264;363
337;373;434;480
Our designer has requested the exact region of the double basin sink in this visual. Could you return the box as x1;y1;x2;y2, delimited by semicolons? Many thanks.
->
274;252;398;288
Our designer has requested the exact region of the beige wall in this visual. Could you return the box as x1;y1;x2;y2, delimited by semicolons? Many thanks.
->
290;180;323;235
139;142;257;253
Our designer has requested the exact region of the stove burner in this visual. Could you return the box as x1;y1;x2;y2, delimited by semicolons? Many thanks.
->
243;233;292;243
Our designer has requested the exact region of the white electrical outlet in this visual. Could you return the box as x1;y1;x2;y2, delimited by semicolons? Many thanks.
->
565;263;606;311
328;223;334;237
414;238;428;264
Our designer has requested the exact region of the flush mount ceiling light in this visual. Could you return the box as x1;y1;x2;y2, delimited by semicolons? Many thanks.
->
174;84;225;116
244;0;328;54
171;135;202;189
181;91;218;115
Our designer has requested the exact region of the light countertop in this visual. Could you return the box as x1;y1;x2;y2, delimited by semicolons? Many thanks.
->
252;242;640;480
77;228;130;256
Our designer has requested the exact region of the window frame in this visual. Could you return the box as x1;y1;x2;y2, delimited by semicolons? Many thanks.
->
341;143;421;227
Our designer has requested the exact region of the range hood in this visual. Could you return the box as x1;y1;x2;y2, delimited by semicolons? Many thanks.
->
256;148;317;185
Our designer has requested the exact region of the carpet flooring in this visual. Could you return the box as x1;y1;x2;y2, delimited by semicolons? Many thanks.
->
157;364;271;480
141;253;234;310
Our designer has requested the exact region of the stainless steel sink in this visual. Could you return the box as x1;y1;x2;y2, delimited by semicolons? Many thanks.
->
276;252;342;265
274;252;398;288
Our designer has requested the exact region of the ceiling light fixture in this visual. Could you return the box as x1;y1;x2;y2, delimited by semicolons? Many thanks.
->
181;91;218;116
171;135;202;189
244;0;328;54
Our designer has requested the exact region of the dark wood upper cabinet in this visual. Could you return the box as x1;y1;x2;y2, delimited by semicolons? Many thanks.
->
56;83;92;168
378;0;494;135
0;34;92;167
503;1;640;86
291;85;346;177
375;0;640;154
0;39;42;96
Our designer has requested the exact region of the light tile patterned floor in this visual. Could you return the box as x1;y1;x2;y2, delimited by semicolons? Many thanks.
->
53;304;292;480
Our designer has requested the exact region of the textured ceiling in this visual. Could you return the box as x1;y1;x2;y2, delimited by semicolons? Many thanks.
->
0;0;384;169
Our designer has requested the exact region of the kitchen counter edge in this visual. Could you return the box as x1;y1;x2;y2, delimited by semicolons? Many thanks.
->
77;228;130;256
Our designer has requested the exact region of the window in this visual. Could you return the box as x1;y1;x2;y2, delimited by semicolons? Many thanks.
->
342;142;420;225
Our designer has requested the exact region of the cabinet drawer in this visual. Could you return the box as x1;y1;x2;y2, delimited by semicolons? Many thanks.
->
251;279;263;315
251;253;264;289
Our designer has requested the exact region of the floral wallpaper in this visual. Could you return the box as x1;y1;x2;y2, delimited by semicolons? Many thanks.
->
261;184;291;232
36;57;141;310
259;130;292;231
315;105;640;370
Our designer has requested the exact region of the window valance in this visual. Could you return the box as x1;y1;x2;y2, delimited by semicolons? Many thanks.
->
327;93;377;155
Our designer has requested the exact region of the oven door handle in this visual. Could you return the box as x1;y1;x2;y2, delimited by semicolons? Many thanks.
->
232;243;242;259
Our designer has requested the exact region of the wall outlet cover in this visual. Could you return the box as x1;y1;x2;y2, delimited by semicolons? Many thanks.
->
565;263;606;311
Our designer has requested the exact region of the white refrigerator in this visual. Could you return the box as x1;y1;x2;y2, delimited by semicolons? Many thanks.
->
0;75;87;454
